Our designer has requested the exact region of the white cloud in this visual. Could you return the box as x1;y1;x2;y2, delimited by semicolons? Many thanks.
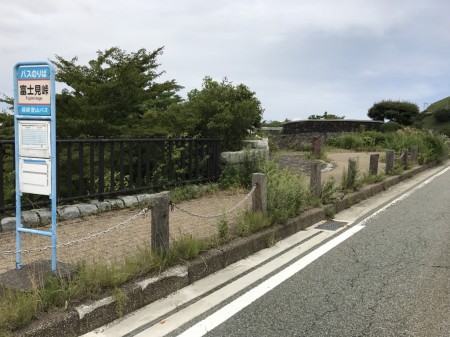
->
0;0;449;120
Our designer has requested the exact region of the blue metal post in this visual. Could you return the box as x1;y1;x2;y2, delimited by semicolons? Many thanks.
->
13;66;22;269
50;64;57;272
13;61;57;272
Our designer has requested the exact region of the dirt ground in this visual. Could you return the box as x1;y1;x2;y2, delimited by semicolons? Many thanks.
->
0;151;385;274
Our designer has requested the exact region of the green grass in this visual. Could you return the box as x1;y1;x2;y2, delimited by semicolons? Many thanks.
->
236;211;271;237
0;235;208;335
425;96;450;113
327;130;448;164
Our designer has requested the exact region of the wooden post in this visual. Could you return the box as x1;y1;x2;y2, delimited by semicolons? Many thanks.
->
385;150;394;174
369;154;379;176
310;161;322;198
151;191;170;255
252;173;267;215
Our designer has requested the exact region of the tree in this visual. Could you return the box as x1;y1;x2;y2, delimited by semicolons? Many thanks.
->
308;111;345;120
433;109;450;123
367;100;419;125
53;47;183;137
184;77;263;151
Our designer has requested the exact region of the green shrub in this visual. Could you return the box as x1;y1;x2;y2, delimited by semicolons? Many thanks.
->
219;150;265;189
321;177;337;204
260;160;307;224
433;109;450;123
217;215;230;243
420;134;448;164
381;121;401;133
170;183;219;203
341;159;361;191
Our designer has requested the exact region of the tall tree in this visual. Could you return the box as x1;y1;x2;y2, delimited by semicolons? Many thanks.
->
53;47;183;137
368;100;419;125
143;77;264;150
187;77;263;150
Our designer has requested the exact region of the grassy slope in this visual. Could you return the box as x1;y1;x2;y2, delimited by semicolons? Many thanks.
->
425;96;450;113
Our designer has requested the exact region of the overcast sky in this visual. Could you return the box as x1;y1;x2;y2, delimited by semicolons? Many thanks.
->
1;0;449;121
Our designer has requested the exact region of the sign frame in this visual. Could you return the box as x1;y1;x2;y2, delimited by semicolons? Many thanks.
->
13;61;57;272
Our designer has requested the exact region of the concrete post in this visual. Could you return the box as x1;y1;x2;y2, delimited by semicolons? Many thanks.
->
410;146;418;163
151;191;170;255
369;154;379;176
385;150;394;174
401;149;408;169
310;161;322;198
252;173;267;215
312;136;321;158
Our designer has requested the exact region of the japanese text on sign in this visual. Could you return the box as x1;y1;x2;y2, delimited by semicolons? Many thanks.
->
17;66;51;115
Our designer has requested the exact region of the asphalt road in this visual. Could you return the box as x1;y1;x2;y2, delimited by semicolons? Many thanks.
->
200;167;450;337
84;165;450;337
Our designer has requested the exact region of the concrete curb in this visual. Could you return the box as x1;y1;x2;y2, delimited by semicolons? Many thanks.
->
15;163;435;337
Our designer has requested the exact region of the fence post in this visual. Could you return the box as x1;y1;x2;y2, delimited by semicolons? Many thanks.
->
369;154;379;176
151;191;170;255
385;150;394;174
401;149;408;169
310;161;322;198
410;146;418;163
252;173;267;215
312;136;322;158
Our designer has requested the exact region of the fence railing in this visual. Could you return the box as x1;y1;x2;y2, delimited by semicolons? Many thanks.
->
0;138;221;214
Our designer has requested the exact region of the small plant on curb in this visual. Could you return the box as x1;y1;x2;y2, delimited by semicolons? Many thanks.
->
112;287;128;317
266;232;277;247
325;205;336;219
321;177;337;204
218;215;230;243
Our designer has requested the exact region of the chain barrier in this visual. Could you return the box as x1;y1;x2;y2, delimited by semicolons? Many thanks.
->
1;186;256;256
0;207;149;256
170;185;256;219
395;149;407;160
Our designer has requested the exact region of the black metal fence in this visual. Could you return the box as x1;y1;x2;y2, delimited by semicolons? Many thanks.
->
0;138;221;214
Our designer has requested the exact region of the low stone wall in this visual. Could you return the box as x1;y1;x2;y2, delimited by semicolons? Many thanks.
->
221;139;269;169
283;119;382;134
0;193;156;232
270;120;383;150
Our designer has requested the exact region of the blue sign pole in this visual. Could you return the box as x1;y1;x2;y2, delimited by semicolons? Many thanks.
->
13;61;57;272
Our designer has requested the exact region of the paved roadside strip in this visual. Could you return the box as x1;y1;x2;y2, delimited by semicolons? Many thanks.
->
16;161;448;337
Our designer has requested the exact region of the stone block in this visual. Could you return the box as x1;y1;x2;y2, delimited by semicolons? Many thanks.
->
1;217;16;232
106;199;125;209
119;196;139;208
58;206;81;221
35;209;52;224
21;211;40;227
137;193;154;206
78;204;99;217
94;201;111;213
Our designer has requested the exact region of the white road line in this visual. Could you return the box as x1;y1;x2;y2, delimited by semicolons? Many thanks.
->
177;165;450;337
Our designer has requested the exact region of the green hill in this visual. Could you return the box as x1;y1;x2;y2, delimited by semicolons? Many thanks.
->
426;96;450;113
